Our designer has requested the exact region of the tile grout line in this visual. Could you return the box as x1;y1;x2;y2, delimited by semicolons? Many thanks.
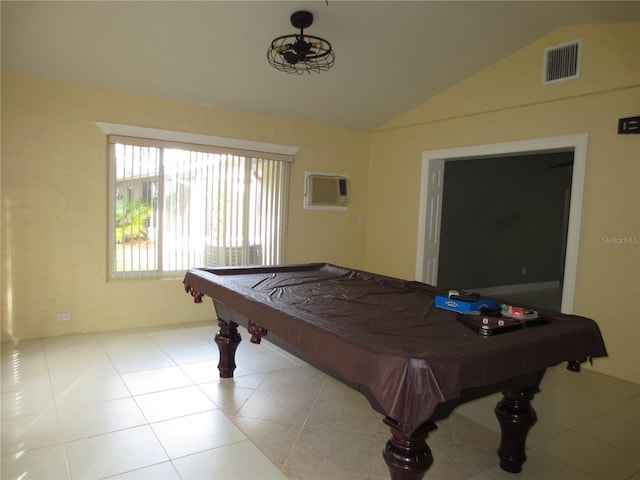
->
4;326;638;480
96;329;179;479
43;334;76;480
140;323;276;479
279;378;327;475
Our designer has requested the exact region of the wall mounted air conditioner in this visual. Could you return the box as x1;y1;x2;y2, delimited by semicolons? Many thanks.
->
304;172;349;210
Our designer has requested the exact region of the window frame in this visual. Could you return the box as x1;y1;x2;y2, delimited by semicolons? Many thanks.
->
101;123;297;279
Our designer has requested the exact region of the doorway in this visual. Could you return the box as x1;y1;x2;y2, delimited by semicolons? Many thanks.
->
415;134;588;313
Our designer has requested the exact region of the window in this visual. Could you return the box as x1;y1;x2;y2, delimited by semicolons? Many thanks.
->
108;135;291;278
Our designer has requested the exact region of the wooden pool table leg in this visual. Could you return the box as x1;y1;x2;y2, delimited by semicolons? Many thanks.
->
494;387;538;473
214;319;241;378
382;419;436;480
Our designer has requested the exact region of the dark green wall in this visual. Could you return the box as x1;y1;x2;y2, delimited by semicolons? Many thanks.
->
437;152;573;289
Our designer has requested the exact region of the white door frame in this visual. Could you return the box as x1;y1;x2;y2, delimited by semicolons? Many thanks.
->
415;134;588;313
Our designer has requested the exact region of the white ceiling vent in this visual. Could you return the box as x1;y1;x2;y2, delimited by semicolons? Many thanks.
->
543;40;581;84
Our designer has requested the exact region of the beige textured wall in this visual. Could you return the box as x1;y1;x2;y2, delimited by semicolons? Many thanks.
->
2;22;638;384
1;74;369;340
366;23;640;383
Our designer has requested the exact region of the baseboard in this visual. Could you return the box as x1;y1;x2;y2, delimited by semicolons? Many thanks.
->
472;281;561;296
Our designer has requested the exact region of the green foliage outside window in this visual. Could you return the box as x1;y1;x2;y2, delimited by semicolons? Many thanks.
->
115;199;152;243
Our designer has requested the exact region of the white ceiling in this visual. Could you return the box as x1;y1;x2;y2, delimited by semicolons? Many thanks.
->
2;1;639;131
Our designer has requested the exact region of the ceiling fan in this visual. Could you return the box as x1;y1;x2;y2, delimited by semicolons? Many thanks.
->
267;10;335;74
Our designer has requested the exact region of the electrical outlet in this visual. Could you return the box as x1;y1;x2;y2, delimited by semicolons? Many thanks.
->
521;267;527;276
56;312;72;322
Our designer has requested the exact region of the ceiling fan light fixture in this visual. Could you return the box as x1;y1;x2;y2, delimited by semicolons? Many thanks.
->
267;10;335;75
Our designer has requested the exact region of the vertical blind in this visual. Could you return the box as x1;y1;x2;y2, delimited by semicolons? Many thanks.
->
109;135;291;278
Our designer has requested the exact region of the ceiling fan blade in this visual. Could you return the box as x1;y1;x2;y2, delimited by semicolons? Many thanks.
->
275;44;293;53
282;51;298;65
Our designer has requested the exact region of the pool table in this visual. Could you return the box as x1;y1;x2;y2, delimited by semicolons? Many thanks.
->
183;263;607;480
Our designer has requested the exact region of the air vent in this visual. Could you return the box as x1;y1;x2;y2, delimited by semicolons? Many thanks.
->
543;40;581;84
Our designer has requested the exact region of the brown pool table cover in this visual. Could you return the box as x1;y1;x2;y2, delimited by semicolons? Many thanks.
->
183;263;607;435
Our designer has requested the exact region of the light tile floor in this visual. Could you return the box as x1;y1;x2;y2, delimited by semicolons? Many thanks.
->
1;321;639;480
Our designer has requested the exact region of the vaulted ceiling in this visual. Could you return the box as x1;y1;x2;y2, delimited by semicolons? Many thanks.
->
2;1;639;131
